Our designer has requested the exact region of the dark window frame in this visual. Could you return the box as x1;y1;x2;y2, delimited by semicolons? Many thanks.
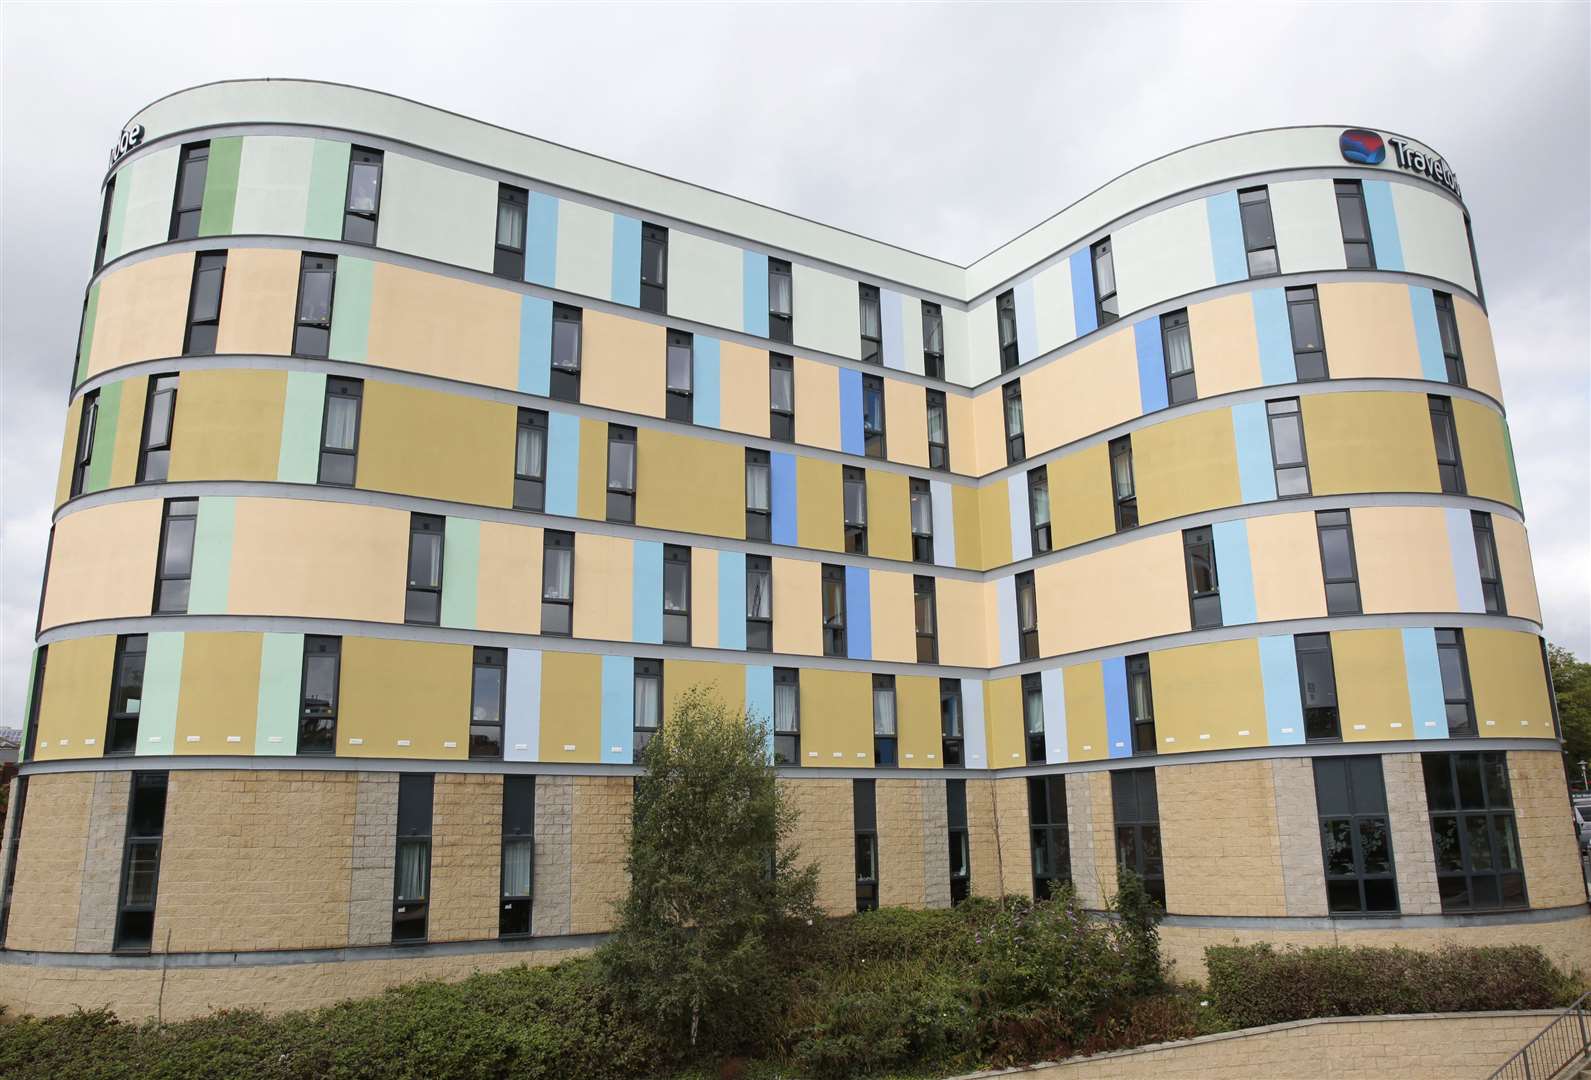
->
1127;653;1157;756
404;512;445;626
152;497;198;615
297;635;341;754
470;647;507;760
1471;511;1506;615
168;142;209;241
1422;751;1528;912
549;303;583;403
1022;671;1045;764
1110;435;1137;531
914;574;939;664
921;301;945;378
769;353;795;442
1433;291;1466;386
633;659;663;753
926;389;949;471
136;373;180;483
541;530;574;636
843;465;868;554
1028;465;1052;554
1295;632;1342;742
909;477;934;563
71;388;99;497
94;176;116;272
1286;285;1329;381
1161;307;1195;405
1015;570;1039;662
947;778;971;904
872;674;898;767
1266;397;1311;497
1428;395;1466;494
854;779;878;911
606;424;637;523
746;554;773;652
772;667;801;765
1112;768;1165;907
292;253;337;359
1028;775;1070;899
662;544;692;645
1182;525;1221;630
1315;510;1363;616
1436;629;1477;737
392;774;433;944
665;329;694;423
1003;381;1025;465
499;775;535;938
1335;179;1376;269
768;257;793;343
861;374;887;459
996;289;1019;371
858;283;882;365
1314;756;1399;915
639;223;668;314
493;183;529;280
317;376;363;487
1238;185;1279;277
514;407;548;512
105;633;148;756
181;251;226;356
821;563;847;657
1091;237;1118;325
113;771;169;954
343;146;384;245
745;448;771;541
940;678;964;766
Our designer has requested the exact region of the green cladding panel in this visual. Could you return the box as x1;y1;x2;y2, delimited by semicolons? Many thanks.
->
74;283;100;388
187;496;236;615
255;632;304;755
197;136;243;237
134;632;184;756
277;371;327;483
328;256;373;363
441;517;481;630
306;140;351;240
84;379;122;493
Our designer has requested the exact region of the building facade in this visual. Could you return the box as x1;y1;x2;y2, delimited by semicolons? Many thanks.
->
3;82;1585;1019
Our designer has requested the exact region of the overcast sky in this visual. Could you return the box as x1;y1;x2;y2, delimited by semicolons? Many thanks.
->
3;2;1588;725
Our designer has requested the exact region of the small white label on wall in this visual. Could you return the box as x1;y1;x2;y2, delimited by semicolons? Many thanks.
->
397;739;412;747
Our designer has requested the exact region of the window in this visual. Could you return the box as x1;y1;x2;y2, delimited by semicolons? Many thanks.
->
940;679;964;766
858;284;882;364
663;545;691;645
947;779;971;904
541;531;574;635
94;177;115;271
873;675;898;766
1464;213;1486;308
1335;179;1375;268
1161;308;1195;405
1433;291;1466;386
634;660;663;753
996;289;1019;371
494;184;528;280
909;478;934;563
1286;286;1328;381
1295;633;1342;742
293;254;337;358
1182;526;1221;630
105;634;148;755
822;564;847;657
136;374;179;483
1471;511;1506;615
639;223;668;313
1316;510;1362;616
1022;672;1045;764
71;388;99;497
773;668;801;764
854;779;878;912
499;776;534;938
606;425;637;523
1028;466;1052;554
1029;775;1070;900
1267;397;1310;496
745;449;771;541
1015;570;1039;662
914;576;939;664
769;353;795;442
922;301;945;379
392;774;433;943
843;466;868;554
297;635;341;754
1314;757;1398;914
926;389;949;470
1436;629;1476;737
862;374;886;458
550;304;583;403
470;647;506;760
1127;653;1156;755
1428;395;1466;494
1112;768;1165;906
1110;435;1137;530
768;257;792;343
1003;381;1025;465
318;376;362;486
405;513;445;625
21;648;46;764
153;498;198;614
1091;237;1119;325
1423;751;1527;911
343;147;383;245
514;408;548;511
0;772;27;942
182;252;226;355
666;329;693;422
114;772;169;952
1238;186;1279;276
169;142;209;240
746;555;773;652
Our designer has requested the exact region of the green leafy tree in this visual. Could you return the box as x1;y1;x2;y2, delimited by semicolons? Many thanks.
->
1548;644;1591;791
599;685;819;1058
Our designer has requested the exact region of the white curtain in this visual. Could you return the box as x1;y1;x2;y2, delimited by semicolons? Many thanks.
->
497;202;525;249
501;838;533;897
769;273;792;316
1030;480;1050;526
745;462;770;511
395;841;429;902
608;442;636;490
769;369;794;412
324;396;358;450
1024;689;1044;734
1164;323;1194;375
910;490;933;536
872;688;896;736
543;549;572;601
634;675;661;730
516;423;545;479
774;683;799;733
746;568;772;619
844;480;867;525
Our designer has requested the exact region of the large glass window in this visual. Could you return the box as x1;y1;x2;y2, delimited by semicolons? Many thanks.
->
858;284;882;364
663;545;691;645
137;374;179;483
1028;775;1070;899
297;635;341;754
1267;397;1310;496
666;329;694;423
344;148;384;245
1110;435;1137;530
768;258;792;343
1238;186;1279;277
106;634;148;755
1161;308;1195;405
1295;633;1342;742
745;448;771;541
1335;179;1375;268
1182;526;1221;630
1433;291;1466;386
319;376;362;486
862;374;886;458
550;304;583;403
854;780;878;912
639;223;668;314
996;289;1019;371
515;408;548;511
470;647;506;760
1127;653;1156;755
921;301;945;378
1028;465;1052;554
494;184;528;280
293;254;337;359
1022;672;1045;764
114;772;168;953
499;776;535;938
914;575;938;664
392;774;433;943
1003;381;1025;465
843;466;868;554
182;252;226;356
1316;510;1362;615
607;425;637;523
1422;752;1527;911
769;353;795;442
940;678;964;766
153;498;198;614
1429;395;1466;495
947;779;971;905
1091;237;1119;325
1112;768;1165;906
541;531;574;635
404;513;445;626
634;660;663;753
1016;570;1039;662
909;478;934;563
1471;511;1506;615
773;667;800;765
169;142;209;240
746;555;773;653
1314;756;1398;914
1286;286;1329;381
872;675;898;766
822;564;847;657
926;389;949;470
1436;629;1476;736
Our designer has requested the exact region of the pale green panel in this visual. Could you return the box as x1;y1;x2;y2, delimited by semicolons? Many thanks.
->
187;496;236;615
379;152;497;272
103;180;130;265
277;371;327;482
328;257;373;363
440;517;481;630
305;139;351;240
84;379;123;494
135;632;184;756
255;632;304;755
112;147;180;258
232;135;314;235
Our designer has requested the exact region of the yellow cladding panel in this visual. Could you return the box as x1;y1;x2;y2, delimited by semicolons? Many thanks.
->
936;578;988;668
885;379;928;467
793;357;840;450
1350;506;1458;614
215;248;299;356
1133;409;1241;526
1049;445;1116;549
1331;629;1414;741
1454;297;1502;403
476;522;540;634
168;369;287;482
984;676;1025;767
108;375;148;489
978;481;1013;568
1188;293;1261;397
869;570;916;664
691;548;719;649
773;558;821;655
1317;282;1422;379
1063;662;1107;761
946;391;977;475
572;533;632;642
968;383;1006;477
41;500;163;629
664;659;744;720
866;469;912;561
1151;640;1266;753
175;633;261;754
581;308;665;418
800;668;872;766
951;484;983;569
1467;628;1554;739
635;428;742;538
796;457;843;552
896;674;942;768
576;418;607;521
87;253;193;378
1041;531;1189;655
357;381;515;507
1025;331;1140;456
718;341;769;438
1492;517;1542;624
54;397;81;508
33;636;117;761
1453;399;1517;508
1302;392;1439;496
366;262;519;387
228;498;407;622
540;652;602;761
340;638;471;758
1247;511;1327;622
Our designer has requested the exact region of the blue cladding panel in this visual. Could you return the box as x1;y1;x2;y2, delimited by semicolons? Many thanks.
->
610;214;641;306
1069;248;1098;336
881;288;905;370
694;336;721;428
1252;288;1296;385
1408;286;1448;382
745;665;775;759
1102;656;1131;758
1007;474;1032;562
1402;628;1448;739
930;479;957;568
526;193;558;287
1257;635;1305;745
1212;519;1257;626
518;296;552;395
770;452;798;546
505;649;541;761
838;368;864;456
845;566;871;660
544;412;581;517
718;550;747;651
1445;508;1486;613
742;251;769;338
1206;191;1248;284
1041;667;1066;764
961;680;988;769
1362;180;1404;270
1015;278;1038;364
1231;402;1278;503
632;541;663;645
600;655;635;763
1134;317;1168;414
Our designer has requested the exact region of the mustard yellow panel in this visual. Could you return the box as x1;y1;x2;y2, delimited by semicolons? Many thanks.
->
1063;662;1107;762
968;383;1005;478
635;428;742;538
340;637;471;759
366;262;519;388
884;379;928;468
1041;531;1188;656
984;676;1025;767
865;469;911;561
87;253;193;379
1467;628;1554;739
800;668;872;766
1025;330;1139;456
1317;282;1422;379
167;369;287;482
664;659;744;721
793;357;840;451
228;498;408;623
936;578;988;669
215;248;299;356
576;418;607;521
174;632;261;754
951;483;983;570
108;375;148;488
772;557;821;656
1302;392;1439;496
540;651;602;762
690;548;718;649
896;674;942;768
476;522;540;634
55;397;82;508
32;636;116;761
1492;516;1541;625
1332;628;1414;742
572;533;631;642
1351;506;1458;615
869;570;916;664
1247;511;1327;623
977;481;1013;569
1048;444;1116;549
946;391;977;476
1133;408;1241;526
357;381;515;507
1151;639;1267;754
1188;293;1261;398
1453;297;1502;403
41;500;163;629
1452;399;1517;508
796;457;843;553
719;341;769;438
581;308;664;418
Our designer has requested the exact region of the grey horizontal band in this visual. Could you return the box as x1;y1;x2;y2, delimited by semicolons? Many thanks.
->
1158;902;1590;933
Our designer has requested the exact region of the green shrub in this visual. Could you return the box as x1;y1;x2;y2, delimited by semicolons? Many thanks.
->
790;980;976;1079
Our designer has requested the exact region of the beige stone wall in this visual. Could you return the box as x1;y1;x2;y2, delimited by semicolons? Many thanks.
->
1382;752;1443;914
6;772;94;952
1508;749;1587;909
921;778;951;908
1270;757;1328;917
780;777;854;914
877;778;926;908
1066;772;1106;909
74;772;130;952
964;777;1005;900
532;775;573;936
569;776;631;934
1085;771;1118;905
348;772;398;946
993;776;1031;896
1160;760;1286;917
427;773;502;943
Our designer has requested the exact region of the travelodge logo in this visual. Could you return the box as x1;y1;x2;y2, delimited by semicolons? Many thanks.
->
1340;127;1462;199
1339;129;1386;165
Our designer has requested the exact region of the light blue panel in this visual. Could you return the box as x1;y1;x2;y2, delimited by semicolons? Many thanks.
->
995;577;1018;666
632;540;664;645
254;632;303;755
610;214;641;307
1252;288;1296;385
1408;286;1447;382
742;250;769;338
518;295;553;396
1257;635;1305;745
1445;508;1486;613
1007;475;1032;562
1102;656;1131;758
1231;401;1278;503
440;517;480;630
600;655;635;763
544;412;581;517
770;452;798;546
1014;278;1039;364
745;665;775;760
1361;180;1403;270
136;632;184;756
1134;316;1168;414
505;648;542;762
717;550;747;651
1402;628;1448;739
525;192;559;287
838;368;864;456
961;680;988;769
1041;667;1067;764
187;496;235;616
1212;519;1257;626
881;288;905;371
1069;248;1098;336
929;479;957;568
693;336;721;428
845;566;871;660
1206;191;1247;284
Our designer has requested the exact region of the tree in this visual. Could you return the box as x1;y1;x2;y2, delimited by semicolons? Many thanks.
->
599;685;819;1058
1548;644;1591;792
